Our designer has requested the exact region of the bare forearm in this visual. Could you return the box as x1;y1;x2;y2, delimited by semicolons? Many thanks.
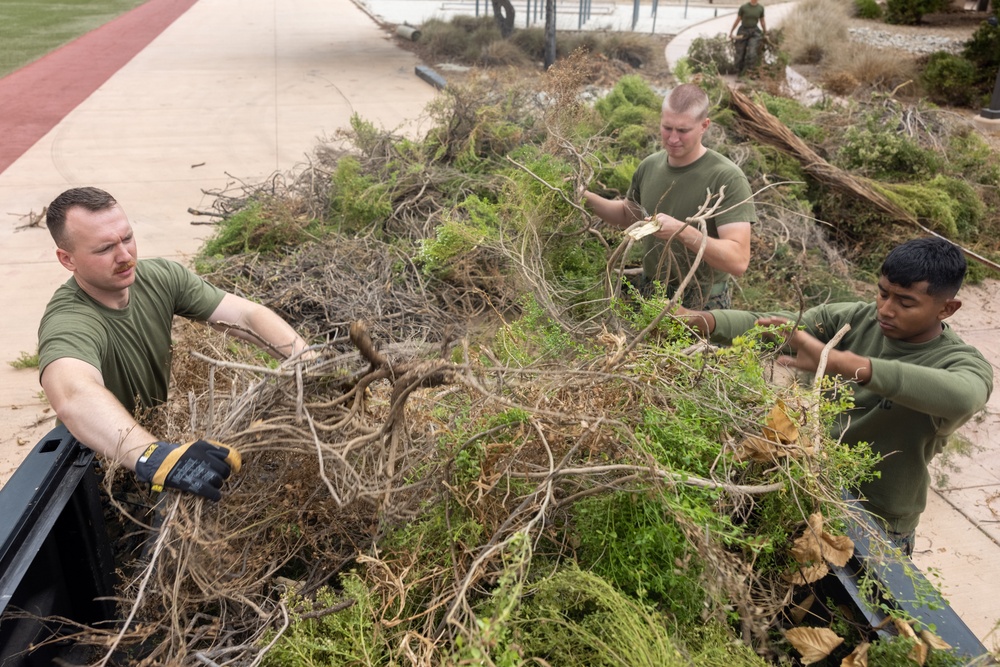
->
673;306;716;337
42;368;155;469
583;191;642;229
657;220;751;277
210;295;310;361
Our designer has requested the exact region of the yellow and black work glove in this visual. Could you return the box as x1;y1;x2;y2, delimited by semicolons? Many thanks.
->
134;439;242;501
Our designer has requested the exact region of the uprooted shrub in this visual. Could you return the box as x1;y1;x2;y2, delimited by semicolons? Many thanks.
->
70;64;1000;666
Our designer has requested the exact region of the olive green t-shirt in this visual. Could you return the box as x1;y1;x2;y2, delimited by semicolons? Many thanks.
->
628;148;757;308
711;301;993;533
38;258;226;416
738;2;765;29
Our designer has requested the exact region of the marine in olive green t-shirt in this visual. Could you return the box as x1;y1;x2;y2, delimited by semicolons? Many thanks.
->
737;1;765;30
38;258;226;417
628;148;757;308
710;301;993;534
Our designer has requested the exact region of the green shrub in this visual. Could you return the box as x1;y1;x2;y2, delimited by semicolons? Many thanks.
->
559;31;601;58
494;294;585;364
8;350;39;369
962;17;1000;94
510;26;546;60
478;38;530;67
885;0;948;24
417;194;500;275
572;493;708;625
877;175;985;237
602;33;654;68
514;567;690;667
686;34;735;75
463;22;503;62
595;74;661;121
261;574;388;666
837;125;941;179
329;156;394;232
920;51;977;107
755;91;826;142
946;128;1000;187
201;201;323;256
854;0;883;19
419;18;474;60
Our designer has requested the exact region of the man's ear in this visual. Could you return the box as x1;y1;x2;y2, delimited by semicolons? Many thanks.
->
55;248;75;272
939;297;961;321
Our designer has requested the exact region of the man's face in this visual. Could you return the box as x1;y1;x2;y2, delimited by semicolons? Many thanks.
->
56;204;138;303
660;108;710;167
875;276;959;343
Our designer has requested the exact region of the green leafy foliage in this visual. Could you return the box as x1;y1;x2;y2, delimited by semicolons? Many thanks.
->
513;567;690;666
8;350;39;369
961;14;1000;87
876;175;985;237
686;34;736;75
755;92;827;143
417;194;501;276
854;0;883;19
262;574;388;666
329;156;395;233
494;295;586;365
183;66;996;665
572;492;709;624
921;52;978;107
200;201;324;256
885;0;949;24
836;125;941;180
866;634;969;666
594;74;662;142
945;128;1000;187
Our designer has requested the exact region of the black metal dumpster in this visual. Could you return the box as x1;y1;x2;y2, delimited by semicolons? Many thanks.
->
0;425;117;666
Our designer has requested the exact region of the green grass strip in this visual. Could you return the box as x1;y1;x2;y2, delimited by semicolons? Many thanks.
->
0;0;147;78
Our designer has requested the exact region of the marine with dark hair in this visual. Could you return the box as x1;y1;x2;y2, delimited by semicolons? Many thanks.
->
674;237;993;554
38;186;313;501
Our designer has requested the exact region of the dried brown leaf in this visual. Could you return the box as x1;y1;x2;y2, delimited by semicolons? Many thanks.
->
790;593;816;624
735;400;803;461
918;629;952;650
736;434;789;462
791;513;826;564
821;532;854;567
791;512;854;567
786;626;844;664
841;641;869;667
893;617;917;639
764;399;799;443
782;562;829;585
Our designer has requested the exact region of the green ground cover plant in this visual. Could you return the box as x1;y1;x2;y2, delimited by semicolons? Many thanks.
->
0;0;146;77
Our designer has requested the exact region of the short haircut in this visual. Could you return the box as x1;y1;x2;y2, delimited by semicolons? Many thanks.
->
46;187;118;249
880;237;966;298
661;84;710;121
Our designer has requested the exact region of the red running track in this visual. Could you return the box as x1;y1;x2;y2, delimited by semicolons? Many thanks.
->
0;0;199;175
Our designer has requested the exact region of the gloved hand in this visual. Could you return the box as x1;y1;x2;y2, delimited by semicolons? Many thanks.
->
134;439;242;501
